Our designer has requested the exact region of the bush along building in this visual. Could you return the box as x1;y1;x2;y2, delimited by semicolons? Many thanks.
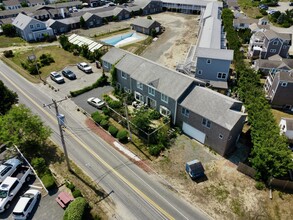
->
101;48;246;156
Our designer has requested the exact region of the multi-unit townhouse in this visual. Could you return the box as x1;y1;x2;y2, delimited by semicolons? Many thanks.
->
264;70;293;110
101;48;246;156
177;1;234;90
3;0;22;10
248;29;291;59
12;13;54;41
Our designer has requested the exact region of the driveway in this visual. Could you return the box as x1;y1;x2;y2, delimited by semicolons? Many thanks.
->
269;2;293;13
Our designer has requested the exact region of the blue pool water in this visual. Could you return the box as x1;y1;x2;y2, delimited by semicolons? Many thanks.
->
102;32;141;46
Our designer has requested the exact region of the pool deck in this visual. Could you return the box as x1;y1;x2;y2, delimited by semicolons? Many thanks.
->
102;32;147;47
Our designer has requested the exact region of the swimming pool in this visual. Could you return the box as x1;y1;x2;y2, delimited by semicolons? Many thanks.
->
102;32;143;47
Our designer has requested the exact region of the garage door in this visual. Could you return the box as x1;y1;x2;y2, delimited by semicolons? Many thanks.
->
182;122;206;144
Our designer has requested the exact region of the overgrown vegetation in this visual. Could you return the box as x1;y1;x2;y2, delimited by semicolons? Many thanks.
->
268;9;293;28
63;197;88;220
70;74;108;97
222;8;293;181
21;53;55;75
59;35;104;62
0;80;18;115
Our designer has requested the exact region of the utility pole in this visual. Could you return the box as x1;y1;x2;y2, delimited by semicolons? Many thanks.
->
124;101;132;142
44;98;71;171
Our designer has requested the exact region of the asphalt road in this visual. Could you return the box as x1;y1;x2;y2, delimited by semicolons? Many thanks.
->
0;60;210;220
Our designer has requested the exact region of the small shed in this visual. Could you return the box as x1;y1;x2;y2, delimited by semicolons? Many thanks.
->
185;160;205;179
131;18;161;36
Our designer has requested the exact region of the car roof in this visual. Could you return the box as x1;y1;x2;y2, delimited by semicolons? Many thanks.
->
0;177;17;189
24;189;39;196
0;165;8;173
80;62;88;65
4;158;21;167
13;197;31;213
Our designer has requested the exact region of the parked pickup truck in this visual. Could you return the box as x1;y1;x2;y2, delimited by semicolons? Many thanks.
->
0;165;33;212
0;157;22;183
77;62;92;73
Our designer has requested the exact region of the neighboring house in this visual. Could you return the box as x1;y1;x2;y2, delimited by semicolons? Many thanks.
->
3;0;22;10
82;12;103;28
248;29;291;59
233;17;257;30
161;0;206;14
135;0;162;15
177;86;246;156
226;0;239;9
131;18;161;35
254;54;293;75
176;1;233;90
46;19;69;34
58;16;80;30
28;0;46;7
31;9;51;21
279;118;293;143
101;48;245;156
264;70;293;110
12;13;54;41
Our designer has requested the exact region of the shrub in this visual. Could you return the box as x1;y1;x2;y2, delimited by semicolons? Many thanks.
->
41;174;56;190
31;157;48;176
91;112;103;124
116;129;128;143
3;50;14;58
255;181;266;190
72;189;83;198
63;197;87;220
66;182;75;191
148;144;164;156
108;100;122;109
149;110;161;120
100;119;109;129
108;125;118;137
102;106;110;116
39;53;54;66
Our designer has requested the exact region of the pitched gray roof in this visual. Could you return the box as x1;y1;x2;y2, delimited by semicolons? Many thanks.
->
114;50;205;100
3;0;21;7
131;18;159;29
101;47;128;65
12;13;33;30
180;86;245;130
59;16;80;25
255;58;293;70
277;70;293;82
283;118;293;130
195;47;234;61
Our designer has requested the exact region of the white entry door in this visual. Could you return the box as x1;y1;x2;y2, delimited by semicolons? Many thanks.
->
182;122;206;144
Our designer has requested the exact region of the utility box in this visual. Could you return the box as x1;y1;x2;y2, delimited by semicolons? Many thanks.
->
185;159;205;180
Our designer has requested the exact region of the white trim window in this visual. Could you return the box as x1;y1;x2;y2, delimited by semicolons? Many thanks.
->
160;106;171;116
161;93;168;104
148;97;156;108
135;92;144;103
181;108;189;117
103;61;109;68
217;72;227;79
281;82;287;87
206;59;211;64
202;118;211;128
137;82;143;90
30;24;34;29
273;40;278;45
148;86;155;96
197;70;202;75
36;24;40;28
121;71;127;79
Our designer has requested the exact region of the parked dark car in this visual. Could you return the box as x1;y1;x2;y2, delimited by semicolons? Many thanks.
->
62;69;76;80
290;2;293;6
259;4;268;10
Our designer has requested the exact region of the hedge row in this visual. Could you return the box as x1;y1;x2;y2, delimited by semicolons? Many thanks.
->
222;9;293;181
70;74;108;97
91;111;128;143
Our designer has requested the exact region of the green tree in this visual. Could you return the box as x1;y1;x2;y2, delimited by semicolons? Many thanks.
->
147;15;152;20
131;107;151;132
80;16;86;29
0;105;51;153
110;65;117;86
59;34;71;51
2;24;16;37
0;80;18;115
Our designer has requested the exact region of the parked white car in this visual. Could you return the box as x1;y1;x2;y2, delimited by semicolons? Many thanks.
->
50;71;65;84
12;189;41;220
87;97;105;109
0;157;22;183
77;62;92;73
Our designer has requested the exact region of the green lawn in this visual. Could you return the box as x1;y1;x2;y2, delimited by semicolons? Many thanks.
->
0;36;26;48
271;109;293;123
10;46;85;80
237;0;263;18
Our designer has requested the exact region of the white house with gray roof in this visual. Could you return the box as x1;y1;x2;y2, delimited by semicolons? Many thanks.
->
101;48;245;155
12;13;54;42
177;86;246;156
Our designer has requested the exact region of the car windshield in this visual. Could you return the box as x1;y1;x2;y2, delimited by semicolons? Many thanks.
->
55;74;62;78
22;193;34;198
84;64;89;68
0;190;8;198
